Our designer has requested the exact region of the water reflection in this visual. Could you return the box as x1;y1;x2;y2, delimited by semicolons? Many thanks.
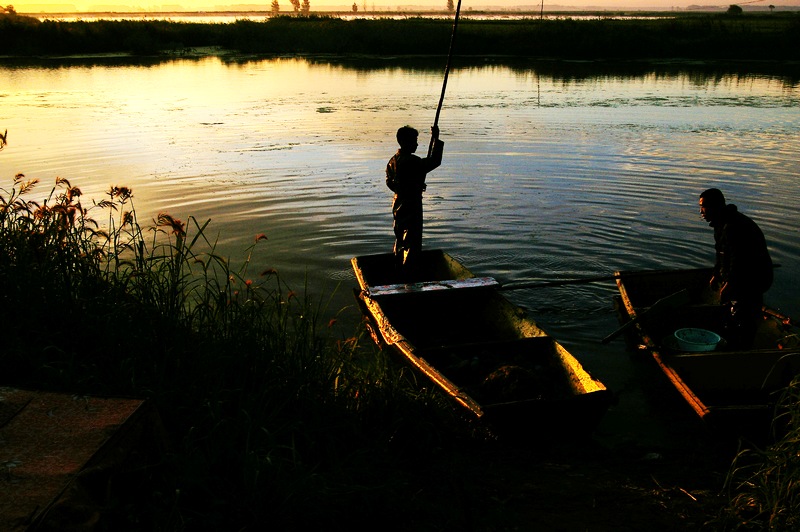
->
4;52;799;87
1;55;798;344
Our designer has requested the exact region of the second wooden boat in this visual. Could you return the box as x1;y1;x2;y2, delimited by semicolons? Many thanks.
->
614;267;800;438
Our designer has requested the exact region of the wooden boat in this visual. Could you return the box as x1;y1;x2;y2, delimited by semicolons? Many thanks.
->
614;267;800;438
351;249;612;437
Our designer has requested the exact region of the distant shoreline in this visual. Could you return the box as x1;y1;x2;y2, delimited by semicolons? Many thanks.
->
4;12;799;60
18;7;800;18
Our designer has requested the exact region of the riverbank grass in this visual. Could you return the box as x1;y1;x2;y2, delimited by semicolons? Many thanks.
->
717;376;800;529
0;174;466;529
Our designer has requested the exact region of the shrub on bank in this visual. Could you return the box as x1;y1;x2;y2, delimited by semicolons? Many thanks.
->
0;173;466;529
717;376;800;530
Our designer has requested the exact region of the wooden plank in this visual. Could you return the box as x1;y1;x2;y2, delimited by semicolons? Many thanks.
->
366;276;499;297
0;388;152;531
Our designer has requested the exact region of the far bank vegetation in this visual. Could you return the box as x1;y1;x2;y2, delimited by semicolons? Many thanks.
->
1;11;798;59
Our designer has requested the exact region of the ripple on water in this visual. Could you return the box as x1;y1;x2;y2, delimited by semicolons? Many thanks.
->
1;58;798;342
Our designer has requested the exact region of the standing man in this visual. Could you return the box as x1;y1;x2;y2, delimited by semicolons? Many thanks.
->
699;188;773;348
386;125;444;276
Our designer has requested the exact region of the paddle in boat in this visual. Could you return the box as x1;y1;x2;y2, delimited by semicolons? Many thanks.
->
612;267;800;439
351;249;612;437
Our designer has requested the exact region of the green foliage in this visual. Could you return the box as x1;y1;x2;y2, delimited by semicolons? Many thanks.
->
1;16;226;55
1;14;798;59
728;5;744;16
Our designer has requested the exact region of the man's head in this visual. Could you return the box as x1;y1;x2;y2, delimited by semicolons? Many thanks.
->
396;126;419;153
699;188;726;224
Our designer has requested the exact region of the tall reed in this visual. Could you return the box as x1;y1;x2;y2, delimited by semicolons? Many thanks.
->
0;173;467;529
717;376;800;530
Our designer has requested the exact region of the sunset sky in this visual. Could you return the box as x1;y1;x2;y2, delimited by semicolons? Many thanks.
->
13;0;799;13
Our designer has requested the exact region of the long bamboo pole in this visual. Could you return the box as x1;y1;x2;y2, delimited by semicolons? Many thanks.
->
428;0;462;158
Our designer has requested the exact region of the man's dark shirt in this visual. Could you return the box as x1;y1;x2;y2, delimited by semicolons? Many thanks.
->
385;140;444;199
712;203;773;300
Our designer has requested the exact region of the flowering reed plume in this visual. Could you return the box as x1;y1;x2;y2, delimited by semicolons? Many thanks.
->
157;213;186;236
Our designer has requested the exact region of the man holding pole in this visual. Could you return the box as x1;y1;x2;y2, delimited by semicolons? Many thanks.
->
386;125;444;276
384;0;456;277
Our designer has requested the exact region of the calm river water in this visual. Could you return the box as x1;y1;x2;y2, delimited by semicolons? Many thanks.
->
2;55;798;444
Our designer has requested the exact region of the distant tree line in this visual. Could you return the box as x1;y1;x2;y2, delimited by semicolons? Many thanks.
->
268;0;311;15
1;13;798;61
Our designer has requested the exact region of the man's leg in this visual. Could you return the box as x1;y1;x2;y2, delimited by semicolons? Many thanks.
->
400;206;423;277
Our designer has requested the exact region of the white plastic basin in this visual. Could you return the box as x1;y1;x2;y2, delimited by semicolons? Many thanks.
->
674;328;721;352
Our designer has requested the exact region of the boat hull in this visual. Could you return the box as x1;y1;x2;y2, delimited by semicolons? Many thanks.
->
352;250;612;437
614;267;800;438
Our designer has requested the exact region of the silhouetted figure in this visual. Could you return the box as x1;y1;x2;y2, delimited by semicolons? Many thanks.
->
699;188;773;348
386;125;444;277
